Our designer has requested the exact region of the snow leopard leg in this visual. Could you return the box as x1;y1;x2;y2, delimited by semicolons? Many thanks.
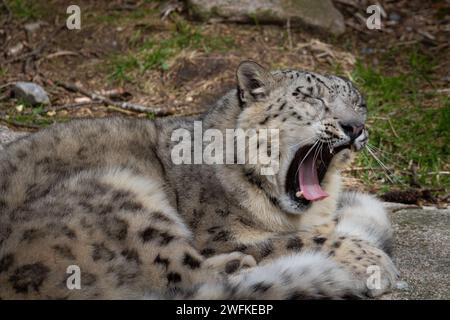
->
192;251;360;299
221;228;398;298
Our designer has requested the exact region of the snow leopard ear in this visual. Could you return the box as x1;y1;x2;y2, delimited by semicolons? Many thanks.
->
236;61;272;104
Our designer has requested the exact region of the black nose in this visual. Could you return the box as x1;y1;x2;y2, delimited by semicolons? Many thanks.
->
340;122;364;141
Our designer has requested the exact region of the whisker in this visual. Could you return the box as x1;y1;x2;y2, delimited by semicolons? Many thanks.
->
313;141;322;165
314;142;327;177
365;147;390;172
320;141;327;164
366;143;393;156
361;152;381;180
366;143;406;169
326;138;333;154
289;136;316;150
365;147;396;184
295;140;319;177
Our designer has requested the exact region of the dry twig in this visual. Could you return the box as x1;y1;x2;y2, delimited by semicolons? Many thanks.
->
5;24;65;65
1;0;12;26
286;18;293;50
55;81;175;116
42;101;104;113
334;0;359;9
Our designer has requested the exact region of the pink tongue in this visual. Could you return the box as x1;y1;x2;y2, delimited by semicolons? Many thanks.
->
298;155;329;201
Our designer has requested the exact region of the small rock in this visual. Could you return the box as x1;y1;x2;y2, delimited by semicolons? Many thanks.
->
13;82;50;106
24;22;42;33
388;12;401;22
395;281;409;291
361;47;375;55
7;42;24;56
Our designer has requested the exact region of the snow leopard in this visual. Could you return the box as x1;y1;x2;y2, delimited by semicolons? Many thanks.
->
0;61;398;299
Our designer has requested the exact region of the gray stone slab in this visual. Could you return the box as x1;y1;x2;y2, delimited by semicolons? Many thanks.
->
384;205;450;299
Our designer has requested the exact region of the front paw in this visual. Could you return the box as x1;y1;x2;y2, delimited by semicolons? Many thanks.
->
203;251;257;275
328;236;399;297
330;148;354;170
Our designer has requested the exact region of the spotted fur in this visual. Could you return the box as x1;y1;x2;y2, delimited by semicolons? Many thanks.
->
0;61;397;299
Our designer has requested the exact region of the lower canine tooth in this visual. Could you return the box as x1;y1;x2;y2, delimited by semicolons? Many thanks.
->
296;191;303;198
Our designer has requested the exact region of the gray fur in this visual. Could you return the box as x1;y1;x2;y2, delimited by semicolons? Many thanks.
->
0;61;397;299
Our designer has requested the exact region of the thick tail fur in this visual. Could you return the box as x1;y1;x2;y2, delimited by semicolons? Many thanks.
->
336;192;394;254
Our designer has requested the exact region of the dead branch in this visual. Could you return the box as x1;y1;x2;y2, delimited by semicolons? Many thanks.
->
0;0;12;52
334;0;360;9
1;0;12;26
40;50;81;61
109;0;144;11
42;101;104;113
5;24;65;65
286;18;293;50
55;81;175;116
342;167;385;172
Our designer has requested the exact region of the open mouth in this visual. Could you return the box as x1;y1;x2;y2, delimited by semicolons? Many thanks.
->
285;143;351;207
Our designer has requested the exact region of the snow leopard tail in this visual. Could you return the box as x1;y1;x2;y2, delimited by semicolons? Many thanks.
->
336;192;394;255
188;251;364;300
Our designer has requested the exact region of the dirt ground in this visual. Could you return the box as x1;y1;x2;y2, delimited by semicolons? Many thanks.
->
0;0;449;204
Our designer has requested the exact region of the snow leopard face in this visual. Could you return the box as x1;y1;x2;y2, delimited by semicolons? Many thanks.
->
235;61;368;214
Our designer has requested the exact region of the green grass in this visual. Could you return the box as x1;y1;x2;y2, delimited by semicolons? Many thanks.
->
6;0;45;20
3;113;66;128
94;6;158;24
108;18;235;82
2;105;69;128
9;114;55;127
351;48;449;192
0;66;7;78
